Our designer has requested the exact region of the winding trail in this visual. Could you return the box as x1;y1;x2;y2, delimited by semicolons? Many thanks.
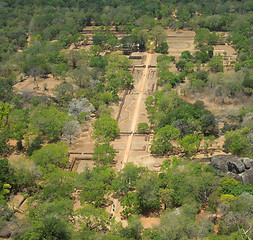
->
121;53;152;169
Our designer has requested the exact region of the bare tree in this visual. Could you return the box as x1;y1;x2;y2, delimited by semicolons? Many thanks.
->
28;66;42;82
61;120;81;145
68;98;95;119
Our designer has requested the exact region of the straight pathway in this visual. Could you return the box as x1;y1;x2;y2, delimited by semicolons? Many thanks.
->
121;53;152;169
110;53;152;223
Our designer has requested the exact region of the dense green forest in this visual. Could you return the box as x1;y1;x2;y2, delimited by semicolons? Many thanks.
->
1;0;253;239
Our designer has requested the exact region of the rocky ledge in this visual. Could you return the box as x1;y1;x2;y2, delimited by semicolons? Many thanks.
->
210;155;253;184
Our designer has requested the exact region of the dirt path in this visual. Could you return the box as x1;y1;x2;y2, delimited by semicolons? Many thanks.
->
121;53;152;169
110;54;153;223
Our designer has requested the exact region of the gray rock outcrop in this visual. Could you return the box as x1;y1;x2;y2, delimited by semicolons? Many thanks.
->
210;155;253;184
243;158;253;169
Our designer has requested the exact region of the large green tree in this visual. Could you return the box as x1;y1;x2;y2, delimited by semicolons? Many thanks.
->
0;78;13;103
150;125;180;155
112;163;146;195
179;134;203;157
93;143;116;166
31;142;69;172
77;166;115;207
29;104;73;142
93;114;120;142
38;170;76;202
14;216;72;240
208;56;224;72
75;204;110;231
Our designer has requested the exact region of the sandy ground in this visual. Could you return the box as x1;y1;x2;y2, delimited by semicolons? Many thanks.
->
165;29;196;59
120;53;152;168
214;44;236;56
141;217;160;228
112;52;166;172
68;120;96;173
14;74;66;98
106;52;169;225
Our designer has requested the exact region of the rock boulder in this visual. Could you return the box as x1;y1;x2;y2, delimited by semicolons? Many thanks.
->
242;158;253;169
210;155;253;184
227;159;245;174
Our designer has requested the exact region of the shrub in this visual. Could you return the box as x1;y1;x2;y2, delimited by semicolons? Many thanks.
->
137;123;150;134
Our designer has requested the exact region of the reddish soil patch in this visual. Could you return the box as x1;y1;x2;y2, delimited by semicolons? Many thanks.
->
196;208;222;234
141;217;160;229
